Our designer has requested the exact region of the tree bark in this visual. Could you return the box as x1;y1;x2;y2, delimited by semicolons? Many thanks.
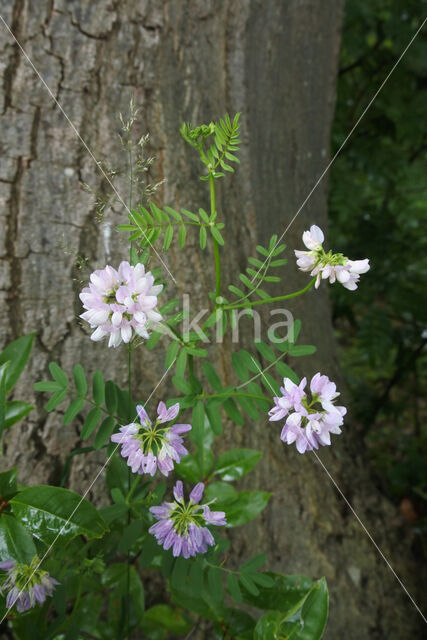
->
0;0;423;637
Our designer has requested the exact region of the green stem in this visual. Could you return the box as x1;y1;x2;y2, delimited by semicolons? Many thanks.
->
126;473;141;504
223;277;316;310
129;146;133;211
71;579;83;617
209;173;221;299
200;391;267;402
126;345;132;639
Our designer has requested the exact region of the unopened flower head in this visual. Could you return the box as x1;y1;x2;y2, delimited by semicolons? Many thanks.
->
269;372;346;453
79;261;163;347
0;557;58;613
111;401;191;477
149;481;226;558
295;225;370;290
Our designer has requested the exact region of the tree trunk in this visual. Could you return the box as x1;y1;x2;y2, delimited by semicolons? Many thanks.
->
0;1;423;637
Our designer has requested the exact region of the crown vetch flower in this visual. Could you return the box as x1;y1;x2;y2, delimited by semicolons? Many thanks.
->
0;557;58;613
111;401;191;477
149;481;226;558
269;372;346;453
79;261;163;347
295;224;370;290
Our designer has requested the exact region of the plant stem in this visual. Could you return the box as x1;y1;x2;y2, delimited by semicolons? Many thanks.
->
129;145;133;211
200;391;267;402
126;473;141;504
209;173;221;300
126;344;132;639
223;277;316;310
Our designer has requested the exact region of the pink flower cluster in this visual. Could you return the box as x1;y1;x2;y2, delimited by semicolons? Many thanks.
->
111;401;191;477
149;481;226;558
295;225;370;290
80;261;162;347
269;373;346;453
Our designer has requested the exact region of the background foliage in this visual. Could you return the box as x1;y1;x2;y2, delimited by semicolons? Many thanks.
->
329;0;427;550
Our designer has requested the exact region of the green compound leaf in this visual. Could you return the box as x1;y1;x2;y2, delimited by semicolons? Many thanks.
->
48;362;68;388
105;380;118;414
240;553;267;573
73;364;87;396
141;604;192;636
227;573;243;603
214;448;262;482
0;514;36;564
202;362;222;392
92;370;105;406
81;407;102;440
63;397;85;425
223;490;272;528
252;577;328;640
45;388;68;412
10;485;108;545
94;416;116;450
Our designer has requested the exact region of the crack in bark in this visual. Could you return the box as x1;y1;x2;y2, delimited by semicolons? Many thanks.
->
2;0;25;114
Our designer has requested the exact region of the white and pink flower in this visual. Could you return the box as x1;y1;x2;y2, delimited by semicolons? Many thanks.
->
295;224;370;290
79;261;162;347
269;372;346;453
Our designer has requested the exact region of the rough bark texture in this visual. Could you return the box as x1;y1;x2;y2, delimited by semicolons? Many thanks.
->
0;1;423;637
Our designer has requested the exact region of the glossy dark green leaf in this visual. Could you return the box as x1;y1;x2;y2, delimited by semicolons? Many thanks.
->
0;514;36;564
204;481;238;506
240;573;314;611
224;490;271;527
299;577;329;639
176;454;202;484
4;400;34;429
0;467;18;500
0;333;34;392
10;485;108;544
214;449;262;482
0;363;8;434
